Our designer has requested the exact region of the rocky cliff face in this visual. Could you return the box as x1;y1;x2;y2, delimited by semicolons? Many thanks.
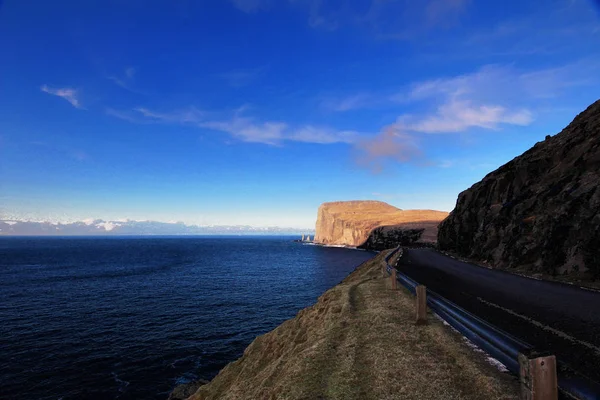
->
358;224;437;251
314;201;447;247
438;99;600;279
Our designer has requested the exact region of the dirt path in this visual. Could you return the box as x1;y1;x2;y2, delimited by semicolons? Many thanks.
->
188;251;519;400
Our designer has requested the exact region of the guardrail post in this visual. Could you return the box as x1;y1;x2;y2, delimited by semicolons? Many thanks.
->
518;352;558;400
390;268;397;290
415;285;427;325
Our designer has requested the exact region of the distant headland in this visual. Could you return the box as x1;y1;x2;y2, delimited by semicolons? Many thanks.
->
312;200;448;250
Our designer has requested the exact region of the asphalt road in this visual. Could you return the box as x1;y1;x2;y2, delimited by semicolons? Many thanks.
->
397;248;600;388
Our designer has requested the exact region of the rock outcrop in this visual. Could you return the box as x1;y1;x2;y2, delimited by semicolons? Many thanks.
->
438;99;600;279
358;225;425;251
314;201;448;247
168;380;209;400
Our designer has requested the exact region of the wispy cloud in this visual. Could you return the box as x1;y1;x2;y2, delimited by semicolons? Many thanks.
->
345;57;600;171
289;126;359;144
320;94;372;112
396;99;533;133
108;106;359;146
108;67;145;94
386;60;600;134
200;116;286;145
230;0;269;13
305;0;339;31
519;61;600;99
454;0;600;59
401;61;599;104
287;0;471;35
134;107;204;123
319;65;538;134
30;141;89;162
105;108;143;123
40;85;83;109
425;0;470;26
125;67;135;79
354;126;422;173
218;67;266;87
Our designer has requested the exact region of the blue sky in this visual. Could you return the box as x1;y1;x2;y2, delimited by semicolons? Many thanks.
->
1;0;599;228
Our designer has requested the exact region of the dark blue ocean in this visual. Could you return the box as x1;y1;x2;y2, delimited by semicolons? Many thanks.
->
0;236;375;399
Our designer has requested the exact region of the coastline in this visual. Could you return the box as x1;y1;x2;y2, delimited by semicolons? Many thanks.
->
305;242;366;251
295;240;368;251
181;250;519;400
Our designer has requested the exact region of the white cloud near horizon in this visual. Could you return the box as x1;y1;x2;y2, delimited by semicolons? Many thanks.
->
40;85;82;109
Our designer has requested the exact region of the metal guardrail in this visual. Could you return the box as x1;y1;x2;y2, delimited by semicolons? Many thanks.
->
384;247;600;400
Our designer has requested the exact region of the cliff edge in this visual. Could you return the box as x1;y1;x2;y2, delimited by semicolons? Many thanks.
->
186;251;518;400
438;99;600;280
314;200;448;247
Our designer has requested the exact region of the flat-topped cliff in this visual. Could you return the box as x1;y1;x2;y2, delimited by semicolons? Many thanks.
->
314;200;448;247
438;99;600;280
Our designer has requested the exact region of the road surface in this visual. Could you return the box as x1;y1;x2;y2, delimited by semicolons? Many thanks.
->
397;248;600;387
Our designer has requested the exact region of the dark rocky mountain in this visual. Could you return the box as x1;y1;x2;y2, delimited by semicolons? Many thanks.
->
357;221;443;251
357;225;425;251
438;99;600;280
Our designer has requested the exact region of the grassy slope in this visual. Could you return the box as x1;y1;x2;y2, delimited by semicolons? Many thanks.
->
189;251;518;400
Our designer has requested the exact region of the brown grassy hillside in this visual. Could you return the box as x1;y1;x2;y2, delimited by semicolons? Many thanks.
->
187;251;518;400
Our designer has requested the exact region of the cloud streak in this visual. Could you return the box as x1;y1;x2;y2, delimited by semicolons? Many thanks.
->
230;0;269;13
108;67;146;94
320;94;372;112
40;85;82;109
30;141;89;162
425;0;469;26
108;106;360;146
396;99;533;133
387;60;600;134
218;67;266;87
354;126;422;173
